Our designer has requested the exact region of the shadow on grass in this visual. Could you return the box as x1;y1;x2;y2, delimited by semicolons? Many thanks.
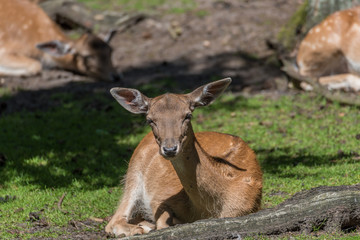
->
0;49;280;189
0;89;149;190
121;50;281;93
256;147;357;176
0;48;280;114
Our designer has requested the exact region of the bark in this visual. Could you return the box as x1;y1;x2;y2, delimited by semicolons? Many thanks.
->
305;0;360;31
281;59;360;106
122;185;360;239
277;0;360;51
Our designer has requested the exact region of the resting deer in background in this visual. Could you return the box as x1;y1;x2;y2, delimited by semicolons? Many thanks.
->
0;0;120;81
105;78;263;237
297;6;360;91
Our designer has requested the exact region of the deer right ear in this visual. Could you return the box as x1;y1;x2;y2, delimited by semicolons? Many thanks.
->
110;88;150;114
188;78;232;109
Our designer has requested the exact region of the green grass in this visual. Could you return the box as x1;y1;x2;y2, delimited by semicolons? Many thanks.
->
77;0;197;14
0;86;359;238
195;93;359;207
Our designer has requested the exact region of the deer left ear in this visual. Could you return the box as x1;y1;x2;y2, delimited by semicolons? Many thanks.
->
188;78;232;109
36;40;73;56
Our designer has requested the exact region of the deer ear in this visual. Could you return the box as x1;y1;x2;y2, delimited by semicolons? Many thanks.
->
110;88;150;114
188;78;232;109
36;40;73;56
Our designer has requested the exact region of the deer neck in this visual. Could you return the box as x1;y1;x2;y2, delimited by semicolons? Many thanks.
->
169;125;198;187
168;124;219;214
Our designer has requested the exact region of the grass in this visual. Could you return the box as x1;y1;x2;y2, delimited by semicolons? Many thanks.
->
77;0;197;14
197;93;359;207
0;85;359;239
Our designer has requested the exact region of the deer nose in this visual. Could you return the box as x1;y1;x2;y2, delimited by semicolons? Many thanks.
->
162;146;178;157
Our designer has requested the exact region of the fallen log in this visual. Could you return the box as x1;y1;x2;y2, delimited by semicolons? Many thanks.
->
281;59;360;107
39;0;145;33
122;185;360;239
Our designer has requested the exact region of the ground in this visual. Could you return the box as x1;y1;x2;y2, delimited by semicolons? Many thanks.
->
1;0;359;239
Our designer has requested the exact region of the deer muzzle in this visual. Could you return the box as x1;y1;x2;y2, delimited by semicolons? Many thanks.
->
160;139;180;158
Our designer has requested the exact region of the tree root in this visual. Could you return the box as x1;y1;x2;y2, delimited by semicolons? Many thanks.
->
122;185;360;239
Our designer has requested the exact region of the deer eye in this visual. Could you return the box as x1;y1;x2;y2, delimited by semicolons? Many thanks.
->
185;113;192;120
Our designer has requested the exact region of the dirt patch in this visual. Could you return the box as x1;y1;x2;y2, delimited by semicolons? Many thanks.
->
0;0;301;115
112;0;300;89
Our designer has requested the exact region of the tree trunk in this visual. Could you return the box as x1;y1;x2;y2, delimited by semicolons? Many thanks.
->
305;0;360;31
278;0;360;50
122;185;360;239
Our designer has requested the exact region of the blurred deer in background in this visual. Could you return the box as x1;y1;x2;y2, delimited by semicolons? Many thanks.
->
0;0;120;81
105;78;263;237
297;6;360;91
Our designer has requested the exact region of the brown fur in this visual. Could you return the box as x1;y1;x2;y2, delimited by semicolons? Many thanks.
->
0;0;118;81
297;6;360;91
106;79;263;237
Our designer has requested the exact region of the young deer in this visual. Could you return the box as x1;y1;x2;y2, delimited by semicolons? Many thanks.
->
106;78;263;237
297;6;360;91
0;0;120;81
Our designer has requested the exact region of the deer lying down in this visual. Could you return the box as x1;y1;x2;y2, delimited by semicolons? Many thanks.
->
297;6;360;91
106;78;263;237
0;0;120;81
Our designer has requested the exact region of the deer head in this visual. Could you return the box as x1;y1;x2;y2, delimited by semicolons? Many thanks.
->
37;33;120;81
111;78;232;158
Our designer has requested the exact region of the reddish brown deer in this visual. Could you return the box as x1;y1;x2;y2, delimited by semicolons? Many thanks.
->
297;6;360;91
105;78;263;236
0;0;120;81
